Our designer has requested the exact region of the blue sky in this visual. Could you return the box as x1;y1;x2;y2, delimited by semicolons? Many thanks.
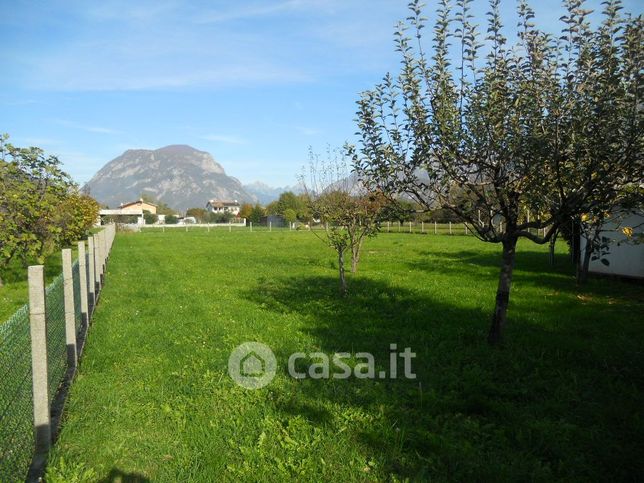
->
1;0;640;187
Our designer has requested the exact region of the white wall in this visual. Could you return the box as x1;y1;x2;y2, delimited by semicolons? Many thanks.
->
581;211;644;279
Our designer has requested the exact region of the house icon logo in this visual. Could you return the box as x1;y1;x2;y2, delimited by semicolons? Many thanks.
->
228;342;277;389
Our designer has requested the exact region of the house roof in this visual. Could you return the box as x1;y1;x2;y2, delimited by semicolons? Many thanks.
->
207;200;240;207
120;198;158;208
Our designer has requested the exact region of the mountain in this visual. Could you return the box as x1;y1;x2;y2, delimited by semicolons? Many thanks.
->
243;181;303;205
85;145;256;211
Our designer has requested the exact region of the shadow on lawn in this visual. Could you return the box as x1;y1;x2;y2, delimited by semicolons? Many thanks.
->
245;274;644;480
97;468;150;483
410;247;643;302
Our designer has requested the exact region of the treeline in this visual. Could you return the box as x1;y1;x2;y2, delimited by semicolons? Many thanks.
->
0;135;99;286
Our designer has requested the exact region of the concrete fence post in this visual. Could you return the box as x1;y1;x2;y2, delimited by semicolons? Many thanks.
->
62;249;78;368
78;241;89;325
449;222;452;235
409;221;412;233
387;221;390;233
229;222;232;232
421;221;424;233
87;237;96;312
269;222;272;232
434;221;437;235
28;265;51;455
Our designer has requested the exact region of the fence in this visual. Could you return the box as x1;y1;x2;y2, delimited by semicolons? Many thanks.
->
137;221;548;237
0;224;116;481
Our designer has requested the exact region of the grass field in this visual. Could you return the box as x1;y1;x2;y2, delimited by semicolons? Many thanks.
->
44;230;643;481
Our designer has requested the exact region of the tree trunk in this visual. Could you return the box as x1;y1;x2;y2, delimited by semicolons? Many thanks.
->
350;240;362;274
576;233;594;285
338;250;347;296
488;237;518;345
548;232;557;266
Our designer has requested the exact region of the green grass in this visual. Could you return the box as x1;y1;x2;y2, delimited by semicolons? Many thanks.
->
46;231;643;481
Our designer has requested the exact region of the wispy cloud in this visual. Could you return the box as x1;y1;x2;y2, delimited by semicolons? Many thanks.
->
201;134;247;145
295;126;322;136
53;119;121;134
195;0;315;24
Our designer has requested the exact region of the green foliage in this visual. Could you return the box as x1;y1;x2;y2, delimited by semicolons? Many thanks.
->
185;208;207;222
248;204;265;224
267;192;311;221
282;208;297;224
143;211;158;225
165;215;179;225
0;135;99;285
207;211;234;223
351;0;643;342
238;203;254;220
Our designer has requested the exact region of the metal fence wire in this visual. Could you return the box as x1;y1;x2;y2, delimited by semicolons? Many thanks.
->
0;304;35;479
0;226;114;482
72;260;82;337
45;274;67;404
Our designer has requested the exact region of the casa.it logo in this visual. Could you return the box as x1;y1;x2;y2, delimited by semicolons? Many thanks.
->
227;342;277;389
228;342;417;389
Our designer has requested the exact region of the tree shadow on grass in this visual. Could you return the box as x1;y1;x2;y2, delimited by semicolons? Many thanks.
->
244;274;644;481
97;468;150;483
409;248;643;303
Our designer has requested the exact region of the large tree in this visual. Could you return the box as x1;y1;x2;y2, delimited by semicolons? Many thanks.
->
352;0;642;343
0;135;99;285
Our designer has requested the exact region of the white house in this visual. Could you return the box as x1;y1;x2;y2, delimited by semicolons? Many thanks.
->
206;200;240;216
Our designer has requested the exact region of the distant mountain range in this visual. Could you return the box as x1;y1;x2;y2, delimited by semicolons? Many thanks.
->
243;181;303;205
84;145;296;211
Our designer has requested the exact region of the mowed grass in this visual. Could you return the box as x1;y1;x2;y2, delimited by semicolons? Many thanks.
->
47;230;643;481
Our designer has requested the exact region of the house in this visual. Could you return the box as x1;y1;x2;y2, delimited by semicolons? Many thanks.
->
206;200;240;216
120;199;158;214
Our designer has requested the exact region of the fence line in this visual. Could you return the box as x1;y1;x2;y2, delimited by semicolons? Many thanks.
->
136;221;548;238
0;224;116;481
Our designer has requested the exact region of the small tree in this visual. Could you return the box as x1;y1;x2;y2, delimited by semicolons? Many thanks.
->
238;203;254;220
186;208;207;222
249;204;265;224
283;208;297;226
143;211;158;225
303;149;387;295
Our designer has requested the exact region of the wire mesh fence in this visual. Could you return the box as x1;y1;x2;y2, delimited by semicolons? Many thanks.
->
0;304;34;479
0;223;116;481
72;260;82;337
44;274;67;405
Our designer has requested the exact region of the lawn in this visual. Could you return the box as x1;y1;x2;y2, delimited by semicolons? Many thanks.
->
46;230;643;481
